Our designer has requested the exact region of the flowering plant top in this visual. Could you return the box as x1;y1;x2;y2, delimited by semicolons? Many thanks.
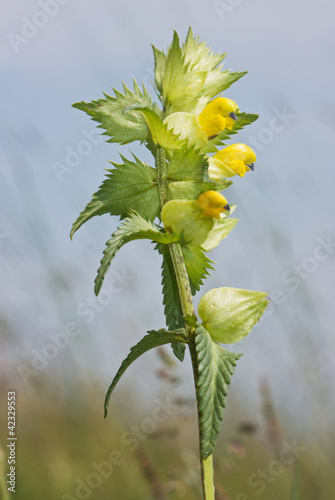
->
71;28;268;500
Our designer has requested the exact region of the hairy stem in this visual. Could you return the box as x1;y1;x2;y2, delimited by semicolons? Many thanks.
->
156;145;215;500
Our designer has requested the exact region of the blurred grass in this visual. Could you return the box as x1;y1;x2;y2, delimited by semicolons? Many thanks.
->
1;355;334;500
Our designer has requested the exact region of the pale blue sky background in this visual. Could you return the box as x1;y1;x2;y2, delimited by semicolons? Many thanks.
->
1;0;335;445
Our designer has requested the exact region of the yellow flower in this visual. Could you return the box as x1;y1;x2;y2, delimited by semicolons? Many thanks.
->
196;191;230;220
209;143;256;179
198;97;238;137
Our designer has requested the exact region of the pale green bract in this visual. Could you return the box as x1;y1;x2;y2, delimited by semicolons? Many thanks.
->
164;112;207;149
198;287;269;343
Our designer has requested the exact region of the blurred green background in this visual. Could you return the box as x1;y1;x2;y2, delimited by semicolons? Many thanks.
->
1;0;335;498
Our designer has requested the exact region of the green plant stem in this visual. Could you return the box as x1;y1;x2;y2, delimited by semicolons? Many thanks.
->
156;145;215;500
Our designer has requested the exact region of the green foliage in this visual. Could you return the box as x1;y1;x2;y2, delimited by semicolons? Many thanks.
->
95;212;178;295
166;147;217;201
155;28;246;115
182;245;214;295
195;323;242;459
157;244;186;361
73;80;158;144
70;156;160;238
104;328;187;417
167;147;207;181
134;106;185;149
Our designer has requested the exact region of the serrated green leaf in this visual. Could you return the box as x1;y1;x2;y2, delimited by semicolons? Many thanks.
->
201;70;247;108
160;28;246;114
70;156;160;238
167;148;208;181
152;45;166;95
182;27;226;73
166;148;218;200
73;80;158;145
95;213;179;295
163;112;208;149
195;323;242;458
201;113;259;154
171;341;186;362
104;328;187;417
182;246;214;295
162;31;200;114
134;106;185;149
157;243;184;331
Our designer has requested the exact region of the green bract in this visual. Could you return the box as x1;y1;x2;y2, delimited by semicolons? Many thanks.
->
162;200;213;246
198;287;269;343
164;112;207;149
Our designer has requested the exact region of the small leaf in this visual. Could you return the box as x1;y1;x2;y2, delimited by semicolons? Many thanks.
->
73;80;158;145
70;155;160;238
104;329;187;417
172;342;186;362
134;106;185;149
152;45;166;94
182;246;214;295
95;213;179;295
167;147;208;182
195;322;242;459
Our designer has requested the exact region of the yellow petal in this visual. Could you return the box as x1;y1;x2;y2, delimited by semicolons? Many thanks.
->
196;191;230;220
214;143;256;164
212;144;256;178
198;97;238;137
